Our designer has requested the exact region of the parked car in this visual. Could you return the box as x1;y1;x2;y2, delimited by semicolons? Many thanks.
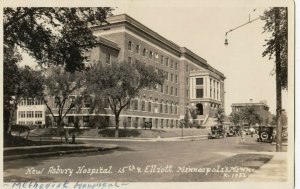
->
226;125;240;137
257;126;274;143
208;124;226;139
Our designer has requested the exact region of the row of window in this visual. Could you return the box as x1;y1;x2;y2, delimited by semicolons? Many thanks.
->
18;111;43;118
126;117;179;128
127;40;179;70
211;103;221;109
19;99;44;106
18;121;43;125
127;99;178;115
127;57;179;85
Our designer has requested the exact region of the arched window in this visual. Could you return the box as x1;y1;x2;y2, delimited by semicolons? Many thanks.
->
196;103;203;115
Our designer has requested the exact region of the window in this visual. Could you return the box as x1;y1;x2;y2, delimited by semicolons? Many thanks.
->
175;75;178;83
135;45;140;54
128;57;132;64
170;74;174;82
127;117;132;127
104;98;110;109
160;100;163;113
28;99;34;105
84;96;92;108
135;117;139;128
141;100;145;111
186;90;189;97
170;60;173;68
34;99;43;105
154;103;158;113
134;99;139;110
155;53;159;61
175;88;178;96
35;121;42;125
18;111;26;118
128;41;132;51
165;101;168;113
166;72;169;81
27;111;34;118
165;86;169;94
186;64;189;72
105;53;111;64
149;51;153;59
196;88;204;98
175;62;178;70
165;58;169;66
83;116;89;126
196;78;203;85
35;111;43;118
161;84;164;93
148;101;152;112
20;99;26;106
160;119;164;128
160;55;164;64
143;48;147;56
170;87;174;95
186;77;189;86
175;105;178;114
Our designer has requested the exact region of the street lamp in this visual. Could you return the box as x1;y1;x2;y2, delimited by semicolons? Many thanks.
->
224;9;259;46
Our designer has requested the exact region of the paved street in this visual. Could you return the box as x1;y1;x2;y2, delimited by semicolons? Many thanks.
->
4;135;287;182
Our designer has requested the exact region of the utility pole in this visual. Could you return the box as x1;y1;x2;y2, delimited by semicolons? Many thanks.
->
274;8;283;152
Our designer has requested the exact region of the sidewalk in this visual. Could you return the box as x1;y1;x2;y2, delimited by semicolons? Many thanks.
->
245;152;287;182
4;143;118;161
51;134;208;142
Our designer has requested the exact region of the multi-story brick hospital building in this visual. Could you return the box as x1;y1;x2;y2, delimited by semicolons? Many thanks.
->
16;14;225;128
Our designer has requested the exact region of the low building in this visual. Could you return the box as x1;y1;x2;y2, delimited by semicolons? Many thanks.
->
231;100;272;125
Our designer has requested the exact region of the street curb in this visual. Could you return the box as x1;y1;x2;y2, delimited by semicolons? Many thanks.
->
4;145;118;161
65;136;208;142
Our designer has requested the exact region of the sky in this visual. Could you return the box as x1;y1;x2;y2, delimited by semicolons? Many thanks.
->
19;1;290;115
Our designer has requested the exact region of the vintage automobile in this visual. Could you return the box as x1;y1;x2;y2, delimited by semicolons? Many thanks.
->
257;126;274;143
208;124;226;139
226;125;240;137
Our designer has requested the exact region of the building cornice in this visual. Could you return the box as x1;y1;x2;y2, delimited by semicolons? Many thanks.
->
97;37;120;51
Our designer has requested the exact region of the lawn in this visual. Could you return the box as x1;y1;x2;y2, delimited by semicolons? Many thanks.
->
80;127;211;138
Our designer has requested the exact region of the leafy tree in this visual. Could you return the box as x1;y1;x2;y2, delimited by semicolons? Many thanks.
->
4;7;113;72
240;107;262;126
270;114;277;126
85;62;166;137
261;7;288;90
3;65;44;136
215;108;225;124
184;108;190;128
229;112;241;125
42;66;86;141
189;107;198;126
